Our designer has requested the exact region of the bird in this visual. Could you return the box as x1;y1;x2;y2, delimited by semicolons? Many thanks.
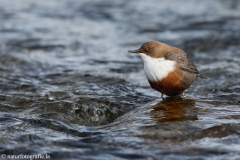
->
128;40;205;98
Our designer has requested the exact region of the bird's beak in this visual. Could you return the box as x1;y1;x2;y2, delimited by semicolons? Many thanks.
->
128;49;139;54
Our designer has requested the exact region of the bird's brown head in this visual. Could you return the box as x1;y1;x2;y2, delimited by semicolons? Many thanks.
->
128;40;170;58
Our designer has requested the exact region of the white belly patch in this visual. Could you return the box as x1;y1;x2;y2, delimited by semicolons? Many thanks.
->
139;53;175;82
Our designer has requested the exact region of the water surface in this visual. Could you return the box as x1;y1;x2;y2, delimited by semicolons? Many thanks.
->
0;0;240;159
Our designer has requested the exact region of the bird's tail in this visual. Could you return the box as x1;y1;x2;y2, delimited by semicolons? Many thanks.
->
197;74;207;79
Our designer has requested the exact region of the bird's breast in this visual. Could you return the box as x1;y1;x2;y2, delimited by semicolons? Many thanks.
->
148;71;184;96
139;53;176;82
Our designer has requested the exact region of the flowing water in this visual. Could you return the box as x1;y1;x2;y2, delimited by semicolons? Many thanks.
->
0;0;240;159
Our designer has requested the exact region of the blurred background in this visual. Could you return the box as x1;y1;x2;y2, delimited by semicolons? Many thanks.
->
0;0;240;159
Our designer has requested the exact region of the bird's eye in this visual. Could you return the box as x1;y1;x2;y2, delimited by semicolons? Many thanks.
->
143;47;150;52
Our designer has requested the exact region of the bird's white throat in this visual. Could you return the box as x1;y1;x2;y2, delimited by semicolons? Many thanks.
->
139;53;175;82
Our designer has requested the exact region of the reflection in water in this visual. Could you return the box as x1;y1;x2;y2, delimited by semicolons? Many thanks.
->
137;97;200;144
150;97;198;123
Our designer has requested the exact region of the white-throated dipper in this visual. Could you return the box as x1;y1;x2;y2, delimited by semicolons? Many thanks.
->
128;40;205;98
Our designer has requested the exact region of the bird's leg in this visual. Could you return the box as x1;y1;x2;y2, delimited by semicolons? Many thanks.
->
182;92;185;97
161;93;164;99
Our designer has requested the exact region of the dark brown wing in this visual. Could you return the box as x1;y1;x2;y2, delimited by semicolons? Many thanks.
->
164;52;200;75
